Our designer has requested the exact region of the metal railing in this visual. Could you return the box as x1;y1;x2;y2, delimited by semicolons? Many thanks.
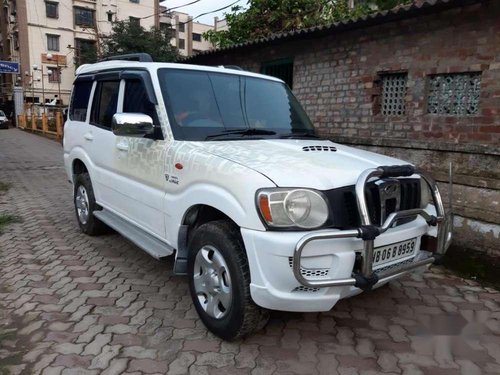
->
293;165;453;290
17;113;64;140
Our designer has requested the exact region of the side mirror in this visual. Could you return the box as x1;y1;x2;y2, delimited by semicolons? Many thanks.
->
112;113;154;138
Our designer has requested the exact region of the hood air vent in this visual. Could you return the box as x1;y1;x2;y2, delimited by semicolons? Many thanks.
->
302;146;337;152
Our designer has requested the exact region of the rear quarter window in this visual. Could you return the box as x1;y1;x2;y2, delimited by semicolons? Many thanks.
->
69;81;93;122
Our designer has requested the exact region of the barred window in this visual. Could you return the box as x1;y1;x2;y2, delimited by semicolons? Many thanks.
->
380;73;407;116
427;73;481;116
48;67;61;83
45;1;58;18
74;7;95;27
261;58;294;89
47;34;60;52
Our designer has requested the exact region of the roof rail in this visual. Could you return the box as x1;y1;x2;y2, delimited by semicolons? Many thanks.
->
100;53;153;63
218;65;245;71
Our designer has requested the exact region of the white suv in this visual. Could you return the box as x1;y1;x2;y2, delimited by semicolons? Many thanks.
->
64;54;452;340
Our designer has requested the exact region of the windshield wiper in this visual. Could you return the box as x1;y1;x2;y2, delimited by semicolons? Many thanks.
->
279;131;320;139
205;128;277;140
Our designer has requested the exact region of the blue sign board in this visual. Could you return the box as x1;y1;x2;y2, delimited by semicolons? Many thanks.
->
0;61;20;74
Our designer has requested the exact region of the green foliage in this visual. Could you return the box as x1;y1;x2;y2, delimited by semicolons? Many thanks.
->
77;40;98;67
0;182;11;192
0;213;21;234
204;0;411;48
103;20;179;62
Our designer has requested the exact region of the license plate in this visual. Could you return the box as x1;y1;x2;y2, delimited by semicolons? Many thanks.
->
373;238;417;267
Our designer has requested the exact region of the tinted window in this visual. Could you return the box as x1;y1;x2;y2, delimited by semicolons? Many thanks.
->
123;80;159;124
90;81;120;129
158;69;314;141
69;81;93;122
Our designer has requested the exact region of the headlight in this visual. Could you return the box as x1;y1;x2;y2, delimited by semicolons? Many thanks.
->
420;178;432;208
257;188;330;229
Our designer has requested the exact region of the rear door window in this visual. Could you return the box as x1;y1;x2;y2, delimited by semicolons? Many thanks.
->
69;80;93;122
90;80;120;129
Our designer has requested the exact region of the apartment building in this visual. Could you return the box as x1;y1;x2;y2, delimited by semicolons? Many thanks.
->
159;7;216;57
0;0;158;115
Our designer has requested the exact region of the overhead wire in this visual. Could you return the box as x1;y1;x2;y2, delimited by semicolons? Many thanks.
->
141;0;203;20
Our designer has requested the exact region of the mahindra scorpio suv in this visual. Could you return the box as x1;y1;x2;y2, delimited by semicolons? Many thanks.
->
63;54;452;340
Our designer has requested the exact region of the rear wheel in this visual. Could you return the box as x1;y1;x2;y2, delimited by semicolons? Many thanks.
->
74;173;106;235
187;220;269;340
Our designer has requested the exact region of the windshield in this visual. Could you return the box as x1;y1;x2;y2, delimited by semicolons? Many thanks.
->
157;68;315;141
0;111;5;117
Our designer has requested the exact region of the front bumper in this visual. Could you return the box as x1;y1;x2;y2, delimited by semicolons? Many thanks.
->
242;165;453;312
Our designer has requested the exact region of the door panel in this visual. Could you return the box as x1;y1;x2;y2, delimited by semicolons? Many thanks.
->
112;78;168;238
88;79;126;214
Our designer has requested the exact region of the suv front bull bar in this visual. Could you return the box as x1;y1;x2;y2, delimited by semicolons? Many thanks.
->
293;165;453;291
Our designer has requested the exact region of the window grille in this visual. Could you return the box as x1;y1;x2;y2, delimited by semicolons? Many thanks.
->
74;7;95;27
48;67;61;83
427;73;481;116
47;34;60;52
45;1;58;18
380;73;407;116
261;58;294;89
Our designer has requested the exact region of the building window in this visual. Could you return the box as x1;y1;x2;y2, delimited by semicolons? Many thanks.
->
261;58;294;89
107;12;114;22
130;0;140;3
178;22;185;32
45;1;58;19
48;67;61;83
129;17;140;26
75;38;97;66
178;38;185;50
380;73;407;116
74;7;95;27
192;33;202;42
47;34;60;52
427;73;481;116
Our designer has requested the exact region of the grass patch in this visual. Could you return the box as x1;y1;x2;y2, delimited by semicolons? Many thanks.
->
0;214;21;234
443;245;500;290
0;182;11;193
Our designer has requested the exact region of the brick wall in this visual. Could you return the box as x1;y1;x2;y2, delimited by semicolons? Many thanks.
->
189;0;500;256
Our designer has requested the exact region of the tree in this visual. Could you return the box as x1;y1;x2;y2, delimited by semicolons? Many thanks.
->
103;20;179;62
204;0;411;48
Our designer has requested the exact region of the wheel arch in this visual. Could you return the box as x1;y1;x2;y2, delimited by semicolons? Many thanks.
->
72;158;88;181
174;204;241;275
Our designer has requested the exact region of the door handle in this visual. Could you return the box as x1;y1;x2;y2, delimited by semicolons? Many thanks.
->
116;142;129;152
84;133;94;141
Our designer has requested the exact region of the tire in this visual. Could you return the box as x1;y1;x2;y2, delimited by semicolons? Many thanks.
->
74;173;107;236
187;220;269;340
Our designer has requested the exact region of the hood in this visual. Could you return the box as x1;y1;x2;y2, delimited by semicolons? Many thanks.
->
197;139;409;190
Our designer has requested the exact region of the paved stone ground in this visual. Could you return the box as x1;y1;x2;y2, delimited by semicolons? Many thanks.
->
0;128;499;375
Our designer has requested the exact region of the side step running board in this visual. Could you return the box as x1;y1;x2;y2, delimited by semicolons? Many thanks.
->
94;210;174;259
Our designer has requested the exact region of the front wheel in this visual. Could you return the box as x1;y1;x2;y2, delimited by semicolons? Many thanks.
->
187;220;269;340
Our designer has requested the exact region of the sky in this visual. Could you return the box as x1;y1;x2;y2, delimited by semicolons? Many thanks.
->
160;0;246;25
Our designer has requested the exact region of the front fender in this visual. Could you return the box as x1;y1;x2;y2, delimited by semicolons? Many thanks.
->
164;182;271;247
